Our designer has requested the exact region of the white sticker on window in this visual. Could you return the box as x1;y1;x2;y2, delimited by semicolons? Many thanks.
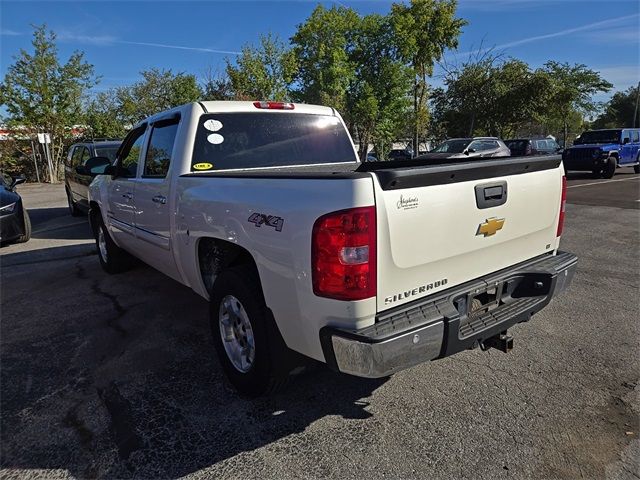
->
207;133;224;144
203;119;223;132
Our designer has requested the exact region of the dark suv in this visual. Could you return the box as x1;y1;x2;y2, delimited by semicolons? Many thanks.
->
505;137;561;156
64;140;121;215
562;128;640;178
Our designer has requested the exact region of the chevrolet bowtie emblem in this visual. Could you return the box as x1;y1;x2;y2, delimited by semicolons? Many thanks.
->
477;217;505;237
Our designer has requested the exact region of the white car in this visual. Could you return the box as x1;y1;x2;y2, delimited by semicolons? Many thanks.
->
88;101;576;396
424;137;511;159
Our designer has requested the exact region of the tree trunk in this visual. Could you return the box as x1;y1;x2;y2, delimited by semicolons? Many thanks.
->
563;119;568;148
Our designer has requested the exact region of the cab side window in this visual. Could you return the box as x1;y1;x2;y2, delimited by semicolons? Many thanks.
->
117;127;146;178
143;119;179;177
631;130;639;143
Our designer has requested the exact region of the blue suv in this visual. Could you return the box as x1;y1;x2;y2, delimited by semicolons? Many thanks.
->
562;128;640;178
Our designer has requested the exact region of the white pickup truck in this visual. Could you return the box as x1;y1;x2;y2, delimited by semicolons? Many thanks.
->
87;101;577;396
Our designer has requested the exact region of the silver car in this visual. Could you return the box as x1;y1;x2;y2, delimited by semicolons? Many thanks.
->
424;137;511;159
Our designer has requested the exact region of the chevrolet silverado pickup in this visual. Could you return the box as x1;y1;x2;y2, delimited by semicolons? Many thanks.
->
87;101;577;396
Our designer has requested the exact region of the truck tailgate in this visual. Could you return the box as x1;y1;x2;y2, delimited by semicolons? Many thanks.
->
367;156;564;311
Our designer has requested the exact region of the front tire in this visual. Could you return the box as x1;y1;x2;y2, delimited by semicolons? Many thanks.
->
210;264;295;396
15;208;31;243
602;157;617;179
66;189;82;217
95;215;133;274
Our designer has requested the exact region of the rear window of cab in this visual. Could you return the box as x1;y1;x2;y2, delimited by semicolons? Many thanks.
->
191;113;357;171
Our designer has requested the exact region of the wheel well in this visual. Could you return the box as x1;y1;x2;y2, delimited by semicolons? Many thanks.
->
197;237;261;294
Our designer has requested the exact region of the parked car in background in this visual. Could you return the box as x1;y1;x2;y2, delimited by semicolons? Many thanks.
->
64;140;122;216
366;154;378;162
0;173;30;245
562;128;640;178
387;149;413;160
420;137;511;160
505;137;561;156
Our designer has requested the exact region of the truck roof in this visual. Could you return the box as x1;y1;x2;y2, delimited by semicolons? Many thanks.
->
199;101;336;116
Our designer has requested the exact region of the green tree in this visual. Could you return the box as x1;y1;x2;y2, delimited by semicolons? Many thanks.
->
592;84;640;129
290;5;360;115
117;68;202;125
540;61;612;145
201;67;234;101
390;0;466;153
0;24;97;181
349;14;413;160
226;33;297;101
84;89;128;139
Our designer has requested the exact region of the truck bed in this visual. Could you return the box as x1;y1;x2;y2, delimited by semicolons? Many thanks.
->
181;155;561;186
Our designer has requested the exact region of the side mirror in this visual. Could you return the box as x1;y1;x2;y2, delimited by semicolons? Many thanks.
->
466;148;476;154
103;165;118;176
622;137;630;145
11;174;26;189
84;156;112;176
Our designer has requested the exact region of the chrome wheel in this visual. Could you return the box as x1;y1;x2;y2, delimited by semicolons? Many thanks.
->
218;295;255;373
98;227;108;263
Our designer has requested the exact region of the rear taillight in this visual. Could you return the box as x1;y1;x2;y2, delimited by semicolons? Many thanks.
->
253;101;295;110
557;175;567;236
312;206;376;301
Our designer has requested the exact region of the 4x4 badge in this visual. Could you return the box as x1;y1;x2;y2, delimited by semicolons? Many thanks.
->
477;217;505;237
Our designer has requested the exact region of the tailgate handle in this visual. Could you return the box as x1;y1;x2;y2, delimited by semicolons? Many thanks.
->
475;181;507;209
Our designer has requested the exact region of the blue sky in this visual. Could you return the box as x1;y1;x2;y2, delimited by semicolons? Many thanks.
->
1;0;639;103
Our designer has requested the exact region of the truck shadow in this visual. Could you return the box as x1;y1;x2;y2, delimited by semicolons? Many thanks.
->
1;252;387;478
27;207;93;241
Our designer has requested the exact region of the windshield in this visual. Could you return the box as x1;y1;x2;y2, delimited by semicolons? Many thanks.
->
432;139;471;153
574;130;621;145
95;147;119;162
192;113;356;171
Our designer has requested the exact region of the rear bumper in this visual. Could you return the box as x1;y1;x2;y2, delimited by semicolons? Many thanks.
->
320;251;577;378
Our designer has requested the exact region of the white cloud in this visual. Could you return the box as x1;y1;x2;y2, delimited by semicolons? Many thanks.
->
596;65;640;90
57;32;240;55
0;28;22;36
454;13;640;57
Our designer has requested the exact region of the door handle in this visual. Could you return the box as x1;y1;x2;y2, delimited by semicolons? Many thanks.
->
152;195;167;205
122;192;133;200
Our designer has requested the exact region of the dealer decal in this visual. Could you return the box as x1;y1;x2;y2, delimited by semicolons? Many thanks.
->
193;162;214;170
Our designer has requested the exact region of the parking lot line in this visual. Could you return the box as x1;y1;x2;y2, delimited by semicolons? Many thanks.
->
567;177;640;189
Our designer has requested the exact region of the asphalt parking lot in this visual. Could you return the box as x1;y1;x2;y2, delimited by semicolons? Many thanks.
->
1;168;639;479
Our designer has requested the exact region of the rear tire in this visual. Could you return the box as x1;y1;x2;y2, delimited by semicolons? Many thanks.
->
15;208;31;243
95;215;133;274
210;264;296;396
66;189;82;217
602;157;617;179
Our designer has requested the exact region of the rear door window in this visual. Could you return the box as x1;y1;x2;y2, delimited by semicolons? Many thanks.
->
631;130;639;143
143;118;179;177
80;147;91;165
192;113;356;171
71;147;84;167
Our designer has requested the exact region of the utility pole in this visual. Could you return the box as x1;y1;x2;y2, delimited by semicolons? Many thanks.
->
633;81;640;128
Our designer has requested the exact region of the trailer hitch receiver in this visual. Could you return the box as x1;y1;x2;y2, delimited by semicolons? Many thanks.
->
481;331;514;353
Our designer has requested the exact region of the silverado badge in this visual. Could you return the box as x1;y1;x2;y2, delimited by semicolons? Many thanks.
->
477;217;505;237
